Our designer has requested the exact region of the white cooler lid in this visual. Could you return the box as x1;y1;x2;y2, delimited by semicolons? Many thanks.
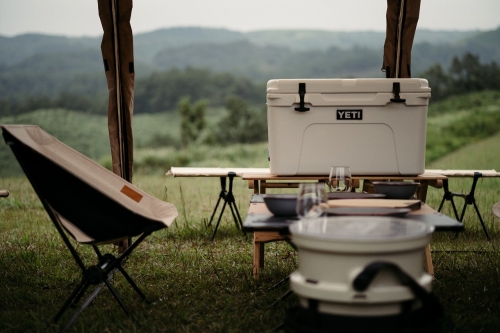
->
290;216;433;242
267;78;431;94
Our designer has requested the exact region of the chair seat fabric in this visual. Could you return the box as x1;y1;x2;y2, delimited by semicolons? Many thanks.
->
2;124;178;243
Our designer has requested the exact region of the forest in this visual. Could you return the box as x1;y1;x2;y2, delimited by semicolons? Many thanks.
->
1;26;500;116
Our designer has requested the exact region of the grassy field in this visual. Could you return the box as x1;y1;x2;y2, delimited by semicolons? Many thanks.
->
1;90;500;332
1;129;500;332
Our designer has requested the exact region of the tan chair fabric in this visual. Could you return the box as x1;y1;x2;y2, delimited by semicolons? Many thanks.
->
1;125;177;243
493;202;500;218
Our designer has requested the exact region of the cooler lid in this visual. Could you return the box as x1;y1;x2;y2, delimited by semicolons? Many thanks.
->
267;78;430;94
289;216;433;241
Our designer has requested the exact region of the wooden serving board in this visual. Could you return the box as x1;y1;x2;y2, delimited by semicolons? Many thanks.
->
328;199;421;211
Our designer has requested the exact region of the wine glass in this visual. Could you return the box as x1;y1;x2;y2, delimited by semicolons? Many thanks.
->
329;166;352;192
296;183;328;220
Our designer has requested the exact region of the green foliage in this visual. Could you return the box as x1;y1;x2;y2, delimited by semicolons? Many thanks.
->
134;68;264;113
0;46;108;116
0;91;108;117
425;90;500;163
131;142;268;175
0;109;111;176
205;97;267;145
428;90;500;117
421;53;500;101
178;96;207;147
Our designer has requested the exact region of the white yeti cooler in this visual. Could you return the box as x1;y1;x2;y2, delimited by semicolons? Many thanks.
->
267;78;431;176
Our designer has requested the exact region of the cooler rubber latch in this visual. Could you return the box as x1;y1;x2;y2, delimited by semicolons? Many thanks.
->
294;83;310;112
390;82;406;103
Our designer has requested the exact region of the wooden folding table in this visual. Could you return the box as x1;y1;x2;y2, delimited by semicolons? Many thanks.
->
243;195;464;279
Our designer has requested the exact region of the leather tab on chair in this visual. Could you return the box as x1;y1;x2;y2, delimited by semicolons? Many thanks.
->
121;185;143;202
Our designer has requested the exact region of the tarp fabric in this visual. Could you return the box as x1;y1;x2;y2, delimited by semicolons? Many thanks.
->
383;0;421;78
98;0;135;182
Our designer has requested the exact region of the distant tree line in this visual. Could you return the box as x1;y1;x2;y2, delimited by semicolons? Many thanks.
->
204;96;267;145
152;95;268;148
0;92;108;117
0;67;264;117
421;52;500;102
2;52;499;117
134;67;264;113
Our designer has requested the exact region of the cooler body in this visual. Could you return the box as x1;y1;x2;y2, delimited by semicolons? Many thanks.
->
267;78;431;176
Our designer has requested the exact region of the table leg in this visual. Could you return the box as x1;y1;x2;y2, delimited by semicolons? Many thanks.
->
253;234;263;279
260;180;266;194
424;244;434;277
416;183;433;276
417;181;429;203
253;231;290;279
253;180;259;194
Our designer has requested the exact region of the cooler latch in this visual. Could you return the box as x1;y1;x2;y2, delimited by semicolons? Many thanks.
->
294;83;310;112
390;82;406;103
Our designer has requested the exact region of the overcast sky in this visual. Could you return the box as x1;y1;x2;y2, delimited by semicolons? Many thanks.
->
1;0;500;37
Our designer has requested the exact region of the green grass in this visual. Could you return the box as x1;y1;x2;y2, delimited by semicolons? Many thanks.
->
2;132;500;332
426;90;500;163
1;91;500;332
421;132;500;332
0;174;295;332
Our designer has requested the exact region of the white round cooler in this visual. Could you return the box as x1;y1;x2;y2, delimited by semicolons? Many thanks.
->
289;216;435;317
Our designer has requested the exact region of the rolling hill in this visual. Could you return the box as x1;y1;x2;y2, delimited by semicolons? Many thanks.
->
1;26;499;115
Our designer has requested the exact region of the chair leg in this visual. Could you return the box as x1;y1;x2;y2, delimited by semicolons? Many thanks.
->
103;276;132;317
117;265;148;301
61;281;108;333
70;280;91;308
56;234;152;331
53;278;89;323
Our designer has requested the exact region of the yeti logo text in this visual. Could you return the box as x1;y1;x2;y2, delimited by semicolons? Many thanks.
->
337;110;363;120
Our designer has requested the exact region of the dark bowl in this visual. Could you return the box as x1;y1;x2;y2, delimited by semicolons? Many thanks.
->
262;194;297;216
372;181;419;199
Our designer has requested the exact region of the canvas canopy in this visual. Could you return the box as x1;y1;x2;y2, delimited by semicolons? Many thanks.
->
98;0;135;182
383;0;421;78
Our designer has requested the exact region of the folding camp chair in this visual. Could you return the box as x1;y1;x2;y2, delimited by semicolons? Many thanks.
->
1;125;178;332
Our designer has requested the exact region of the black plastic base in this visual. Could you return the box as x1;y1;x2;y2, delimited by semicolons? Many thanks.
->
284;306;442;333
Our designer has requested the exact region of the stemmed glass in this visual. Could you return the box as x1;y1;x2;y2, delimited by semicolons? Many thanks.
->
295;183;328;220
328;166;352;192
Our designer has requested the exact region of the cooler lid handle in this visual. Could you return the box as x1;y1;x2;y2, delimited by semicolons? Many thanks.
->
390;82;407;103
294;83;310;112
